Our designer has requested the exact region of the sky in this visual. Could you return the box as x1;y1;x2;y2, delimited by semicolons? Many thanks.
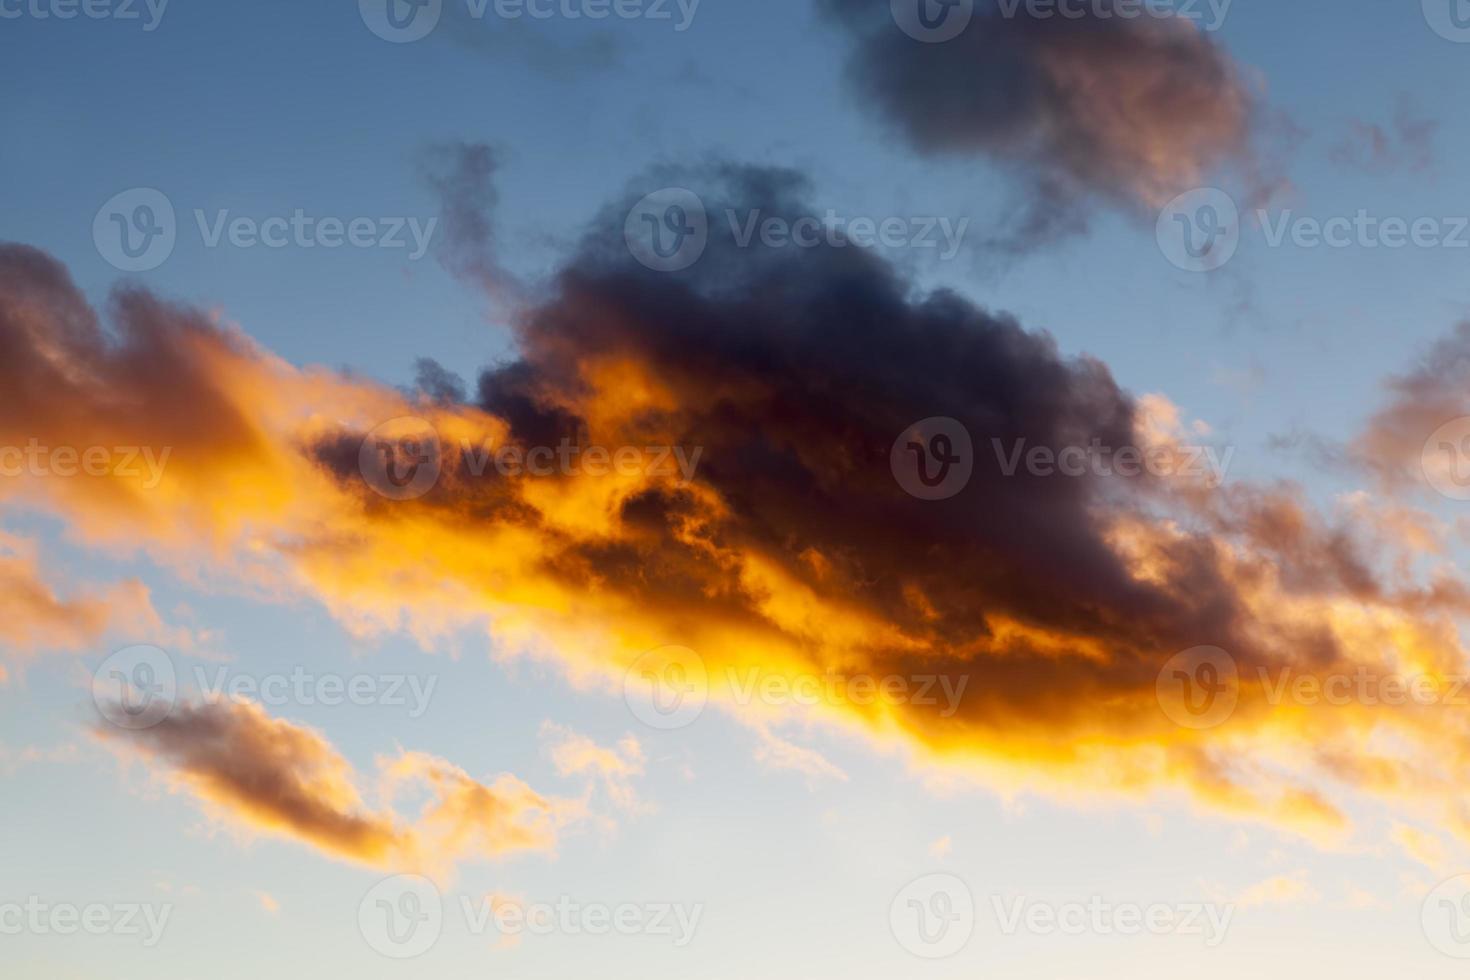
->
7;0;1470;976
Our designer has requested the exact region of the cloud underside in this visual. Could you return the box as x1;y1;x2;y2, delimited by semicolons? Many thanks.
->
97;698;583;874
5;162;1470;848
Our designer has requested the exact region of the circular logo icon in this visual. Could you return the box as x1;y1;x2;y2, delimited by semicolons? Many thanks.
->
1156;645;1239;730
93;188;176;273
359;417;442;501
890;873;975;959
1156;188;1240;273
1423;874;1470;957
359;0;442;42
891;417;973;501
891;0;974;42
623;645;708;730
359;874;443;958
624;188;708;272
93;644;177;730
1423;0;1470;42
1421;417;1470;501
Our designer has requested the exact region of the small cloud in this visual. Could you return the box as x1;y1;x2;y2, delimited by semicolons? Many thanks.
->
1234;870;1321;908
928;835;953;859
254;891;280;915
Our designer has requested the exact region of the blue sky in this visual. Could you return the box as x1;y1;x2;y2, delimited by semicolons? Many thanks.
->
8;0;1470;976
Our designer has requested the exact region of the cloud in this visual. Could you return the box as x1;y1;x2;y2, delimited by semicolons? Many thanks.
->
0;530;185;667
818;0;1260;235
751;723;849;785
9;161;1470;849
97;698;582;877
540;722;647;813
1329;98;1437;175
1231;869;1321;908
